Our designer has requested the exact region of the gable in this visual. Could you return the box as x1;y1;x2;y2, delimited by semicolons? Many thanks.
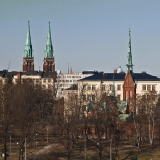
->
93;93;119;115
123;71;135;88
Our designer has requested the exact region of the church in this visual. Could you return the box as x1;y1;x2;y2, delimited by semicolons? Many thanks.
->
77;30;160;113
0;21;56;88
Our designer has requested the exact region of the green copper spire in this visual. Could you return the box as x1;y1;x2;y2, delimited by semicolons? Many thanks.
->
44;22;54;58
24;21;33;58
126;29;133;72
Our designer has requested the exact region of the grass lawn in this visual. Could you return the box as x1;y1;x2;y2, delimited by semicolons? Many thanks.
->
1;140;160;160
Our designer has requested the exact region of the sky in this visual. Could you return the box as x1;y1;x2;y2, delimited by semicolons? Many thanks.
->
0;0;160;76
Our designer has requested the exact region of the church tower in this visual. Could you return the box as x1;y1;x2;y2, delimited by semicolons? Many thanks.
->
43;22;55;72
23;21;34;72
126;29;133;73
123;29;136;112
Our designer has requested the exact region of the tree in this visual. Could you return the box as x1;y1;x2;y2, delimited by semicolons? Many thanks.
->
0;83;15;160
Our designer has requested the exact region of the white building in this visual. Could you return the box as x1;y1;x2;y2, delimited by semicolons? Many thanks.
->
56;70;97;98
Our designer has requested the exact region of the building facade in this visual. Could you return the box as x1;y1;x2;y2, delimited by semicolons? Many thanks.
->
78;30;160;113
56;70;97;97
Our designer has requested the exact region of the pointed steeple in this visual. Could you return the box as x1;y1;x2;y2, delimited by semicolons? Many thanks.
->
24;21;33;58
44;22;54;58
126;29;133;72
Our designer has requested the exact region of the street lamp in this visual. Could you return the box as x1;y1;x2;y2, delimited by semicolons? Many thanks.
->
9;135;19;160
47;128;48;143
87;138;112;160
35;134;38;147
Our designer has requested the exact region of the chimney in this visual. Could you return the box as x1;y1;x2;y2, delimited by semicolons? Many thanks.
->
17;72;21;83
113;69;117;73
142;71;146;75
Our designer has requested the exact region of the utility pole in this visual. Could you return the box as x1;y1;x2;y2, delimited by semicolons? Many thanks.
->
47;128;48;143
110;139;112;160
84;134;86;160
10;135;11;160
24;138;26;160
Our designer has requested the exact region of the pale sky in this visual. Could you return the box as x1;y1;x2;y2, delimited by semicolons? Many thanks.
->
0;0;160;76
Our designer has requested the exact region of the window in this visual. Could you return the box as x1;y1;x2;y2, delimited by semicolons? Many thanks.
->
43;79;46;83
147;85;151;91
42;85;46;89
36;79;39;83
66;80;69;82
92;85;96;90
83;95;86;101
83;85;86;90
117;85;121;90
102;85;105;90
152;85;156;91
70;80;72;82
130;91;132;98
82;105;86;112
87;95;91;100
117;95;121;100
87;85;91;90
142;85;146;90
109;84;112;90
48;79;51;83
92;95;95;101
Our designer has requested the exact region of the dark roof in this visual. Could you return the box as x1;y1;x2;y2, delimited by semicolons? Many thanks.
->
79;72;160;81
3;71;17;78
42;72;56;78
0;70;56;79
65;84;78;90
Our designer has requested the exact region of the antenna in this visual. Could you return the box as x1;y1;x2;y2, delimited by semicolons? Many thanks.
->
68;63;69;74
7;61;11;70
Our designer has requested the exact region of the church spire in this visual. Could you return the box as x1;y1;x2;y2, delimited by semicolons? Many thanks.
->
44;22;54;58
24;21;33;58
126;29;133;72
